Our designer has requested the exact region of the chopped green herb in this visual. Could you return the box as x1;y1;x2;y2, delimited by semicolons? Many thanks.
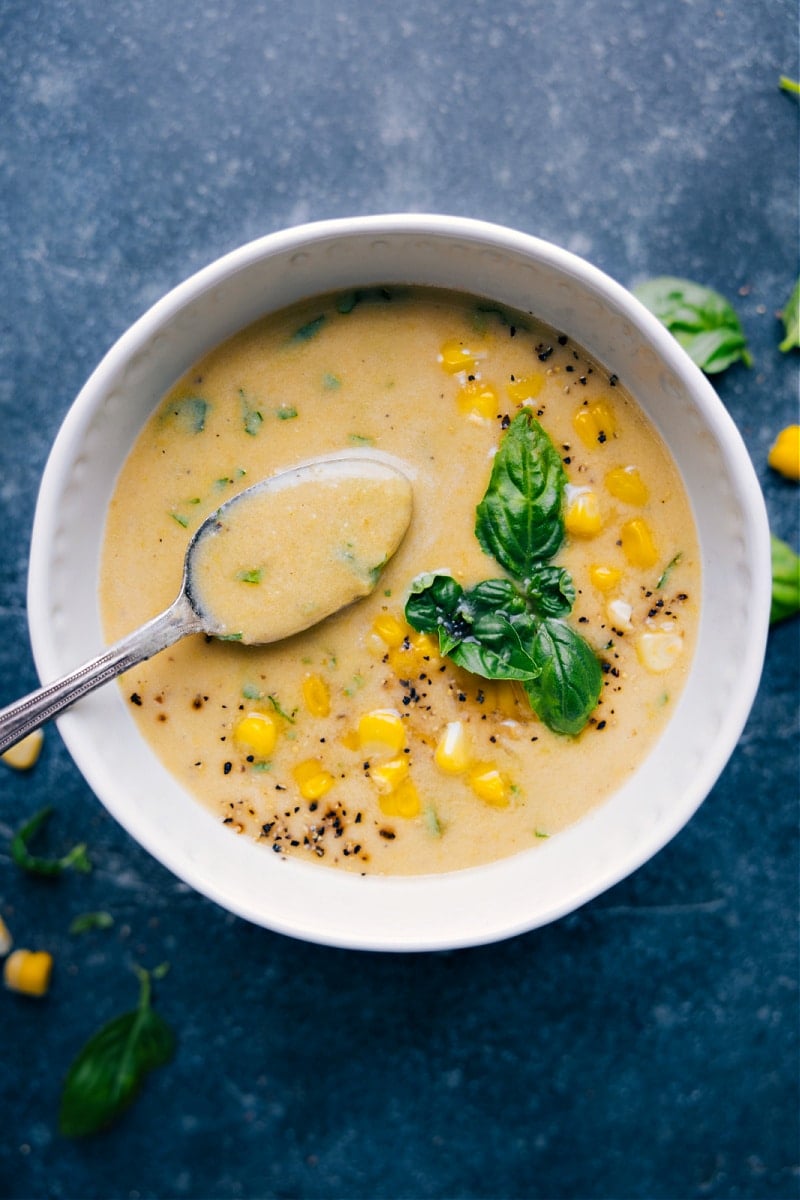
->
291;314;326;343
424;806;443;837
770;534;800;624
344;674;365;697
162;396;209;433
69;911;114;935
218;632;243;641
11;806;91;877
267;694;296;723
779;278;800;352
534;829;550;839
634;276;752;374
250;761;273;773
656;552;683;589
59;964;174;1138
170;512;189;529
348;433;375;445
322;373;341;390
240;391;263;437
276;405;298;420
779;75;800;95
235;568;263;585
242;683;263;701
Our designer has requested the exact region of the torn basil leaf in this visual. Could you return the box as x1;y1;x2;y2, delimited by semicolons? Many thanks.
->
523;618;604;737
634;276;753;374
11;806;91;877
779;278;800;353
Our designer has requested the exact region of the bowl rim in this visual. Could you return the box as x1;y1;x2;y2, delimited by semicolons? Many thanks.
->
26;214;771;950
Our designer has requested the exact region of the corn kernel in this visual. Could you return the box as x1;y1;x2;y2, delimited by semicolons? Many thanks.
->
768;425;800;481
292;758;335;800
340;729;360;751
372;612;408;648
387;631;438;678
636;629;684;673
507;373;545;404
573;400;616;448
457;380;499;420
358;709;406;755
4;949;53;997
1;729;44;771
621;518;659;568
468;762;510;807
0;916;12;957
370;757;409;794
380;778;421;819
565;489;603;537
605;465;649;505
302;674;330;718
439;339;480;373
234;712;278;757
434;721;472;774
481;680;524;717
590;564;622;592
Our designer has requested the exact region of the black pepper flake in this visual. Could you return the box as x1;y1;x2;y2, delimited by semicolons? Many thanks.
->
379;829;396;840
223;761;232;775
598;431;607;444
537;344;554;362
130;693;143;706
596;720;607;731
558;334;568;345
500;414;511;429
609;373;618;387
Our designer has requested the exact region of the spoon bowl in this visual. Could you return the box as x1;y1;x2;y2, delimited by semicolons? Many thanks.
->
0;453;412;755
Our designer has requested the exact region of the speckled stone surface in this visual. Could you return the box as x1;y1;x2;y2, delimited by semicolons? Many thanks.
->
0;3;798;1198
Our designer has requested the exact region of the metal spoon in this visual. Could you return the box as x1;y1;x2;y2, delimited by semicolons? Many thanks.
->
0;453;413;756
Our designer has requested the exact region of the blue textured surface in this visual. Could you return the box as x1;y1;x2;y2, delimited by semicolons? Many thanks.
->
1;3;798;1197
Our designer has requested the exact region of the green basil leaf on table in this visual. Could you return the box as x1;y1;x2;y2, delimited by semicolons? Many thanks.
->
779;277;800;352
10;806;91;877
770;534;800;624
475;410;567;578
523;618;604;738
59;965;175;1138
634;276;753;374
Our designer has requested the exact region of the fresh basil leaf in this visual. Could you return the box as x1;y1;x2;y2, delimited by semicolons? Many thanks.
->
59;966;175;1138
524;564;576;617
475;410;567;579
69;911;114;935
779;278;800;353
523;619;603;737
405;572;465;653
634;276;753;373
10;806;91;877
770;534;800;624
449;610;540;682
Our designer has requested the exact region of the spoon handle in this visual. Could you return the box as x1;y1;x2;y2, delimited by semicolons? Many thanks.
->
0;595;202;756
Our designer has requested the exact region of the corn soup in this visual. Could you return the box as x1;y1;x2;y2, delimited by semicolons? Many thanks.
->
100;288;701;875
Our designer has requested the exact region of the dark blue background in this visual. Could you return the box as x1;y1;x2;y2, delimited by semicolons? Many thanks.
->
1;3;798;1197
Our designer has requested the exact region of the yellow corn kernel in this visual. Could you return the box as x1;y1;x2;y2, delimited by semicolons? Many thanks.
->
620;517;659;568
439;339;479;373
457;380;499;420
590;564;622;592
1;729;44;771
468;762;510;808
387;631;438;678
604;465;649;505
340;729;360;751
573;400;616;448
434;721;472;774
0;916;12;957
565;489;603;537
372;612;408;649
292;758;335;801
234;712;278;758
481;680;524;718
370;757;410;795
358;709;406;755
636;629;684;673
379;778;421;819
507;373;544;404
768;424;800;480
302;674;330;718
4;949;53;997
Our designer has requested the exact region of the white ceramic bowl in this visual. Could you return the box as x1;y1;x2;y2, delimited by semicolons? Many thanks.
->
27;215;770;951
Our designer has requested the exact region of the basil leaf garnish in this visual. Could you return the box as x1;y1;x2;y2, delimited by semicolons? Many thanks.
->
59;965;174;1138
524;564;576;618
779;278;800;353
633;276;753;374
475;411;567;578
770;534;800;624
10;806;91;877
523;619;604;737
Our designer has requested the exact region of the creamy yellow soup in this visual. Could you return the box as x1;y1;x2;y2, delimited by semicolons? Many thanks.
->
100;287;700;875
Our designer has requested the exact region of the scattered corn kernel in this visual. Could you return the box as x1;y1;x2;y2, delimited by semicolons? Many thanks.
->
468;762;510;807
573;400;616;448
380;777;421;819
768;424;800;480
234;712;278;757
481;680;524;717
292;758;335;801
621;518;659;568
565;489;603;537
434;721;472;774
606;598;633;631
302;673;331;718
605;465;649;505
1;729;44;771
507;373;544;404
590;564;623;592
439;339;480;373
457;380;499;420
636;629;684;673
0;917;12;957
358;709;406;755
370;757;410;795
4;949;53;997
372;612;408;649
387;631;438;677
